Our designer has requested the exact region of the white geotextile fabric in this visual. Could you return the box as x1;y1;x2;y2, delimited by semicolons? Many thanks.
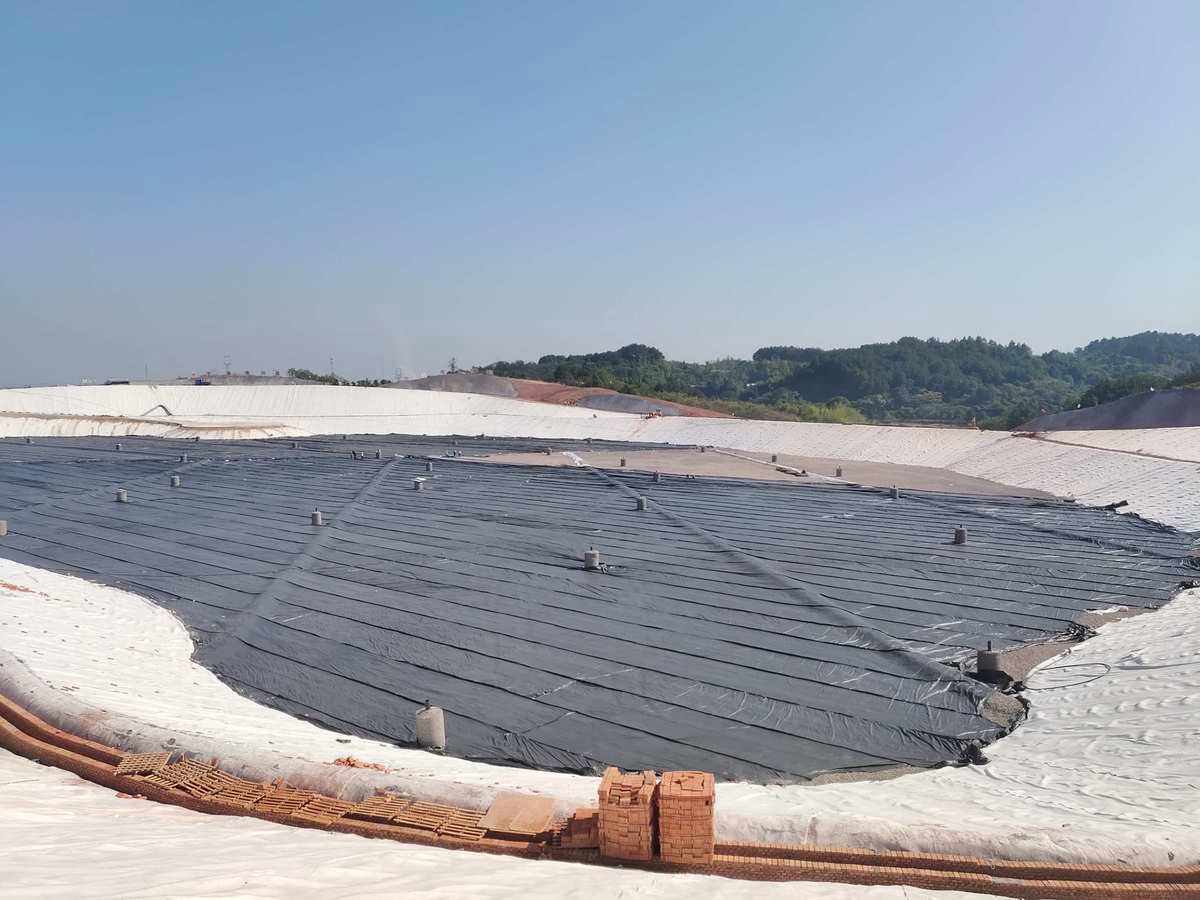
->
1;749;997;900
2;383;1199;880
1;385;1198;527
1028;427;1200;462
2;559;1197;866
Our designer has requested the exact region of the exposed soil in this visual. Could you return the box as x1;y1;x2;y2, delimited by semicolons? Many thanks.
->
391;374;729;418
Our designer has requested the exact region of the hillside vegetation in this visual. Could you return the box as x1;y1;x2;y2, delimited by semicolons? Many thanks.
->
487;332;1200;428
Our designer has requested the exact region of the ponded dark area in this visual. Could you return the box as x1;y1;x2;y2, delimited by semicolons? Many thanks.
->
0;434;1194;782
1021;388;1200;432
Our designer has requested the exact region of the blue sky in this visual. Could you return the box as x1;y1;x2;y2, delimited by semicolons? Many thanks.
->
2;1;1197;384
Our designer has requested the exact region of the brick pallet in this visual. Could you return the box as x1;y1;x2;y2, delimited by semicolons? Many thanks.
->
658;770;715;865
2;688;1199;898
598;768;657;862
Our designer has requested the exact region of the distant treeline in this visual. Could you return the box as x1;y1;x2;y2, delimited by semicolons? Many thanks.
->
486;332;1200;428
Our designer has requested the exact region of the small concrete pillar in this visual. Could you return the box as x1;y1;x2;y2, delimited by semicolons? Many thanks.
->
415;702;446;752
0;520;8;537
584;547;601;570
413;478;425;491
977;642;1002;678
890;485;901;499
636;496;648;511
116;489;128;503
170;475;181;488
311;509;324;526
953;526;967;545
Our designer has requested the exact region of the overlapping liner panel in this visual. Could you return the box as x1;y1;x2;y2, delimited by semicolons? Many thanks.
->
0;434;1193;783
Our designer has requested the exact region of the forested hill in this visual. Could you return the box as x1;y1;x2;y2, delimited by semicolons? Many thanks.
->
487;332;1200;428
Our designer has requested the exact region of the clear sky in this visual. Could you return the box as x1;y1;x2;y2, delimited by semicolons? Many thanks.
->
3;1;1198;384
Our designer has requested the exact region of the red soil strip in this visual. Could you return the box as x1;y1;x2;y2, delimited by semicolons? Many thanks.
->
509;379;729;418
332;755;390;772
1;688;1197;896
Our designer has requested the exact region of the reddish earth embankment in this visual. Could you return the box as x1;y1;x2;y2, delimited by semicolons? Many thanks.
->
393;374;729;418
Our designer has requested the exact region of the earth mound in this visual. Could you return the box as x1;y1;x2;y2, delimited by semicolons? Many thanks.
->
394;374;727;418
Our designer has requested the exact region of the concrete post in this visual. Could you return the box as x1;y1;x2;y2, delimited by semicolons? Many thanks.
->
415;703;446;752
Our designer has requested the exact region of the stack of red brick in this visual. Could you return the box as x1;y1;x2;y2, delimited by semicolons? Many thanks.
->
560;807;600;849
657;770;715;865
597;767;657;861
595;767;717;866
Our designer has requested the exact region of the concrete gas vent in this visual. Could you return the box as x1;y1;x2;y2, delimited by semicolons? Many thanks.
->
311;509;324;526
953;526;967;545
416;701;446;752
115;489;128;503
583;547;601;570
975;641;1005;686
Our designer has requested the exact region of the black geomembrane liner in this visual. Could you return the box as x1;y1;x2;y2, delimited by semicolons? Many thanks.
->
0;433;1193;782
